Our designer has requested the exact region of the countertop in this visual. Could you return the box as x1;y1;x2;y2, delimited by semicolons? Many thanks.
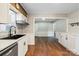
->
0;35;26;51
0;40;17;51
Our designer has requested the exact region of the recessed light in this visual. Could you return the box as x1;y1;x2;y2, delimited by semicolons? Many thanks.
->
42;18;45;21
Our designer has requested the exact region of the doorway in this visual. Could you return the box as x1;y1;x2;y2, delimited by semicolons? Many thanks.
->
35;17;55;38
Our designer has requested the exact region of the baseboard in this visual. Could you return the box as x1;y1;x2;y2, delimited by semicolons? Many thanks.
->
35;36;54;37
69;49;79;55
28;42;35;45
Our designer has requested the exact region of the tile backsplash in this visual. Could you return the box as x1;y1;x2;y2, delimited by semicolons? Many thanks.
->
0;24;10;32
0;24;10;38
0;23;26;37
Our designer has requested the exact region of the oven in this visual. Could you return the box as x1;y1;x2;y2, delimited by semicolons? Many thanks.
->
0;42;18;56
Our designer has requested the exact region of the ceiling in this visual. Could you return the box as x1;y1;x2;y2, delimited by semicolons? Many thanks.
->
35;17;62;23
21;3;79;16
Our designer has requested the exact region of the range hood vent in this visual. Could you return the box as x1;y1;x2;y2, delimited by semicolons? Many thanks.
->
16;20;29;25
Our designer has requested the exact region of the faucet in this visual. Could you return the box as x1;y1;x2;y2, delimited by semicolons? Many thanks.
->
9;26;16;37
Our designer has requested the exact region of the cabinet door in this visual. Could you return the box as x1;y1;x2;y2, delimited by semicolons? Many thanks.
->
67;35;75;50
75;37;79;52
9;9;16;26
18;36;28;56
23;39;27;55
0;3;10;23
18;38;25;56
62;34;68;47
23;36;28;55
58;33;63;45
58;33;67;47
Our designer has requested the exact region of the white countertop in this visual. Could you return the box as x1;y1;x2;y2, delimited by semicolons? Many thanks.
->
0;35;26;51
0;40;17;51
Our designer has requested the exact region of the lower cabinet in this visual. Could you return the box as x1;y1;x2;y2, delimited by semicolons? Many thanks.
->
61;34;68;48
56;32;68;48
68;34;79;55
57;33;79;55
18;36;28;56
24;36;28;55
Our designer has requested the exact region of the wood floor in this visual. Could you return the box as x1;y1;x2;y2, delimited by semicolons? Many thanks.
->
26;37;75;56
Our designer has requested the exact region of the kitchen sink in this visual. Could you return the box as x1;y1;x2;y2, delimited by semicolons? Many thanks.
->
0;35;25;39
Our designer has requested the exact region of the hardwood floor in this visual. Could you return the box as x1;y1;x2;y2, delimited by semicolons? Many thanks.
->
26;37;75;56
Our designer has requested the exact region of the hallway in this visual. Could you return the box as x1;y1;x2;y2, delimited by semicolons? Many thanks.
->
26;37;75;56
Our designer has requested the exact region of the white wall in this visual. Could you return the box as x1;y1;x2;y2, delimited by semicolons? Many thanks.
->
54;19;67;32
23;16;35;45
67;10;79;33
35;22;54;37
34;15;67;37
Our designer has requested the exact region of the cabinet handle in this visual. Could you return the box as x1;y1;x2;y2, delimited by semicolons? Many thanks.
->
66;37;68;40
24;42;26;45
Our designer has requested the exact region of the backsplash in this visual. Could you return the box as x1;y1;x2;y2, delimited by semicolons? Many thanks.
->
0;24;10;38
0;23;27;38
0;24;10;32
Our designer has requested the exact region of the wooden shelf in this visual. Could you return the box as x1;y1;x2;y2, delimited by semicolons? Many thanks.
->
10;3;28;17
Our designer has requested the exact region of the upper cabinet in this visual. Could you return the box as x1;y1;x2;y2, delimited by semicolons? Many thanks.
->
0;3;28;24
16;12;29;25
0;3;10;23
10;3;29;25
9;9;17;26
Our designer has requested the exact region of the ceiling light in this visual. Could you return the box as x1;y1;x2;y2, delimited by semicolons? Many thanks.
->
42;18;45;21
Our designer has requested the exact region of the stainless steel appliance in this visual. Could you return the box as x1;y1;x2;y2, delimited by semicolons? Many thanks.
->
0;42;18;56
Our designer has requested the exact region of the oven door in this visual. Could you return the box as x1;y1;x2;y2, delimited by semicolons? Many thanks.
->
0;42;18;56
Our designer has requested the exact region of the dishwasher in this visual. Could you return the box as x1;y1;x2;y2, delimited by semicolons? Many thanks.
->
0;42;18;56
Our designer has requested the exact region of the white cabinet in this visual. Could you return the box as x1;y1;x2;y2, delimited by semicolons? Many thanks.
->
67;35;75;50
0;3;28;24
18;38;24;56
75;37;79;53
23;36;28;55
0;3;10;23
56;32;68;48
56;32;63;44
9;9;16;26
57;32;79;55
16;13;27;24
62;34;68;48
18;36;28;56
68;34;79;55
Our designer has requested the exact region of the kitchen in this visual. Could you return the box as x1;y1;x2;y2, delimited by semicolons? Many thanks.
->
0;3;34;56
0;3;79;56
